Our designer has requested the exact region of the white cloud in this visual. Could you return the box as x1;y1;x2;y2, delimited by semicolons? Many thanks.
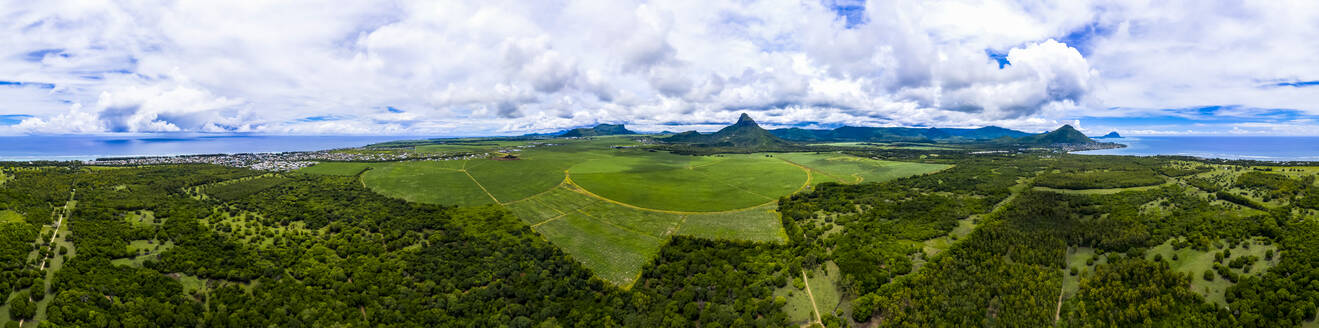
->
0;0;1316;135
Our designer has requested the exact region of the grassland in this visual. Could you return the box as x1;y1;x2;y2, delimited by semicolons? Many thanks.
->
677;205;785;243
775;152;950;184
351;138;952;286
1143;237;1278;305
0;210;22;223
298;162;372;176
534;212;665;286
568;154;803;212
360;161;495;206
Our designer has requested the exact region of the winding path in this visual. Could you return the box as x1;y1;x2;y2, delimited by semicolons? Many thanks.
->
802;270;821;325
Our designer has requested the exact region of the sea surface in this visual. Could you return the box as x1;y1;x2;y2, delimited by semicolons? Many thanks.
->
0;135;409;161
1076;136;1319;161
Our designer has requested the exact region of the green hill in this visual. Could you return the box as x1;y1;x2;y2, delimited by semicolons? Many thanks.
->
769;125;1031;143
662;113;792;149
1094;131;1122;139
1012;125;1096;145
561;124;636;137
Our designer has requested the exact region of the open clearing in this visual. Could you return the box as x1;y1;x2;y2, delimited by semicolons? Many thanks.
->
1144;237;1278;305
353;138;950;286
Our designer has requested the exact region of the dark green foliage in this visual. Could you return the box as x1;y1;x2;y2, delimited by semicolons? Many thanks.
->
202;175;290;202
1035;169;1164;189
1060;258;1231;327
7;290;35;320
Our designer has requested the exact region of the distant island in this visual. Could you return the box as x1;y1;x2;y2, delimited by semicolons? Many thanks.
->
1094;131;1123;139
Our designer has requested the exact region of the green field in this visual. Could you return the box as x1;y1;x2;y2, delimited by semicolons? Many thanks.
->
1144;237;1278;305
0;210;22;223
775;152;950;184
677;205;785;243
534;212;665;286
569;154;803;212
361;161;495;206
298;162;372;176
352;140;953;286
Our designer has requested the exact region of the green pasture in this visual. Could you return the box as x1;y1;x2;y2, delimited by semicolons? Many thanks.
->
361;161;495;206
677;205;786;243
0;210;22;223
511;184;784;285
534;212;663;287
298;162;373;176
568;154;801;212
775;152;949;184
1144;237;1278;306
124;210;158;226
352;140;953;286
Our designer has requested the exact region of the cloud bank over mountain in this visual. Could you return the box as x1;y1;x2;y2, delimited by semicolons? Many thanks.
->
2;1;1318;135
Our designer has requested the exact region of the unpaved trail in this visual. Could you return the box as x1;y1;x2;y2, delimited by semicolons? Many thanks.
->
802;270;821;325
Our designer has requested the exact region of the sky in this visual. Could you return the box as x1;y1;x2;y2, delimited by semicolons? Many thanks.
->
2;1;1318;136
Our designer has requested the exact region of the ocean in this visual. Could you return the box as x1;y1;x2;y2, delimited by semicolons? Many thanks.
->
0;135;410;161
1077;136;1319;162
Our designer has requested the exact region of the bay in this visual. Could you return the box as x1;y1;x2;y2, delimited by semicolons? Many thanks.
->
1077;136;1319;161
0;135;408;161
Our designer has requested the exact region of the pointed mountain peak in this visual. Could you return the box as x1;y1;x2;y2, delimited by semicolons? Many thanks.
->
734;113;758;127
1057;124;1078;131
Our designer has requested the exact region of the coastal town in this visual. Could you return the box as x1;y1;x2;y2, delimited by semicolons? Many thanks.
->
84;149;486;171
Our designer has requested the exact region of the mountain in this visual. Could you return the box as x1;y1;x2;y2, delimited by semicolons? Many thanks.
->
662;113;791;148
1094;131;1123;139
769;125;1032;143
1012;125;1096;145
560;124;636;137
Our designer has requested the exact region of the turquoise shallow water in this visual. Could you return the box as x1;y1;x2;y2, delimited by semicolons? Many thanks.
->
1077;136;1319;161
0;135;407;161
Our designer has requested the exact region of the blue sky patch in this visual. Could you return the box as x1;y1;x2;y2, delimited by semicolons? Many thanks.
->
1274;80;1319;87
23;49;67;62
1058;23;1111;56
825;0;866;28
298;115;344;122
985;49;1011;68
0;115;33;126
0;81;55;89
386;106;404;113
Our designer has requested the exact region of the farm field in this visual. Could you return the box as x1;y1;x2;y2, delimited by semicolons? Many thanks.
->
355;140;941;286
775;152;950;184
303;138;951;286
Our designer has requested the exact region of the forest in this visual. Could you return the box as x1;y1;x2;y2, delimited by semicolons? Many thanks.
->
1;149;1317;327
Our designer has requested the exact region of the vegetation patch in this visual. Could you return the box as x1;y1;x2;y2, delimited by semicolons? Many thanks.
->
775;152;950;184
0;210;22;224
202;175;289;202
569;153;802;212
533;212;662;287
678;205;785;243
1143;237;1279;305
361;161;495;206
297;162;372;176
1035;169;1165;190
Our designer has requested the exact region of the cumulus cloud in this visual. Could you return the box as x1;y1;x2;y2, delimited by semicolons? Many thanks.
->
0;0;1317;135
